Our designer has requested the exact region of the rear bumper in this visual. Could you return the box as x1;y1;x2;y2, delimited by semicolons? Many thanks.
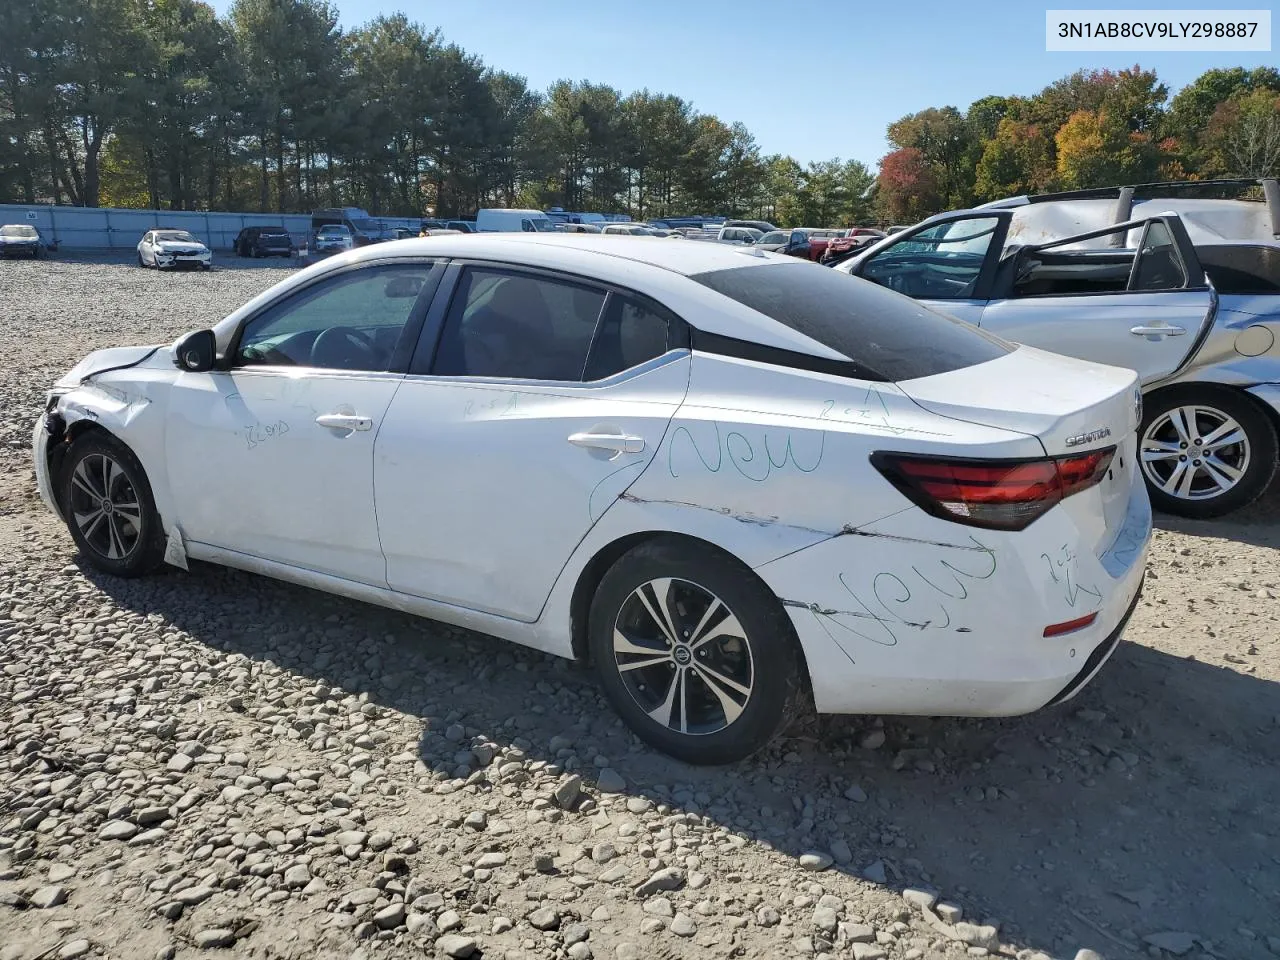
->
755;470;1151;717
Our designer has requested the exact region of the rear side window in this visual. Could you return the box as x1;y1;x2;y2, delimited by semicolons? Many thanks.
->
584;295;672;380
690;261;1012;382
433;268;606;381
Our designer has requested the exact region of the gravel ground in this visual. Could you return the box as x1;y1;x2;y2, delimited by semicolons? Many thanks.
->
2;256;1279;960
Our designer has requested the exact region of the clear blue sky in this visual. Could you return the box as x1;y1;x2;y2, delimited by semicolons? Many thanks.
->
208;0;1278;166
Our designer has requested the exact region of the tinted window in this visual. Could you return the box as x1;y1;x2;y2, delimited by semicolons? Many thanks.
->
860;217;998;299
236;264;437;371
690;261;1011;382
584;295;672;380
432;268;606;381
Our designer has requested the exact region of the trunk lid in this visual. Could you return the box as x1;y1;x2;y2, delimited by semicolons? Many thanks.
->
896;345;1141;555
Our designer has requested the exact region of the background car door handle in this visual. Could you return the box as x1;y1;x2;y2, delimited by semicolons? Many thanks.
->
1130;325;1186;338
316;413;373;431
568;432;645;454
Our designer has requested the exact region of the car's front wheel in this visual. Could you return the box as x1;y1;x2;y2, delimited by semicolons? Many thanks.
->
589;538;804;765
1139;385;1278;518
60;432;166;577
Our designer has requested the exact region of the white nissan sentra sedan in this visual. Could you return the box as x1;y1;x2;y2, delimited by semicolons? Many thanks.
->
33;235;1151;764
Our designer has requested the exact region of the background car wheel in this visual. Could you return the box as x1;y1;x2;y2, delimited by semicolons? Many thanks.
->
1139;385;1278;518
589;538;806;765
59;432;166;577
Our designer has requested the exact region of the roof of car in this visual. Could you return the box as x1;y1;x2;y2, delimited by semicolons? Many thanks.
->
345;232;786;276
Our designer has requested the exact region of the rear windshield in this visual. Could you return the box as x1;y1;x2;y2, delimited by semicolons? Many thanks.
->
1;225;38;238
690;261;1012;382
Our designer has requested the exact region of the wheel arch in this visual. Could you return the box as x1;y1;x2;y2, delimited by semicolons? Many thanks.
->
1144;379;1280;434
566;530;811;685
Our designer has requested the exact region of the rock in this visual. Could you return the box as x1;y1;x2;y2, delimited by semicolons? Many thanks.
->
173;886;215;906
860;729;886;750
596;768;625;792
1142;932;1196;955
167;754;195;773
436;935;477;959
347;888;381;906
194;929;235;949
616;945;641;960
554;775;582;809
406;914;436;936
475;851;507;869
954;923;1000;951
670;913;697;937
852;945;887;960
463;811;487;831
902;888;938;911
283;865;311;889
527;906;560;930
1073;951;1106;960
491;917;513;934
568;943;593;960
374;903;406;929
59;941;91;959
98;821;138;841
334;830;368;848
1266;935;1280;956
844;924;875;943
30;886;68;908
437;910;462;932
643;897;674;918
48;865;76;884
829;838;853;864
635;867;684;896
257;765;288;784
799;851;833;871
843;784;868;803
862;861;887;884
936;902;963;924
812;907;839;934
757;907;781;927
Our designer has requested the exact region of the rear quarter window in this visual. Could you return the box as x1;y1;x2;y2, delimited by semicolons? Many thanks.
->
690;261;1012;382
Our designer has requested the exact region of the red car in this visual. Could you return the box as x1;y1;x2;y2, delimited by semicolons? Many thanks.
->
803;229;846;262
822;227;888;264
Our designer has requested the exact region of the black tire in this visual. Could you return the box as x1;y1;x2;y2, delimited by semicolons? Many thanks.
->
589;538;805;765
1139;384;1278;519
59;432;166;577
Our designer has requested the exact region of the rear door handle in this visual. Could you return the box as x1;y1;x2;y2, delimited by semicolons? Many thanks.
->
316;413;373;432
568;432;645;454
1130;325;1186;338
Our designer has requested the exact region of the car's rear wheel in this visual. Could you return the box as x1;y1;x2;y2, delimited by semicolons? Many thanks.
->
60;432;166;577
589;539;804;765
1139;385;1278;518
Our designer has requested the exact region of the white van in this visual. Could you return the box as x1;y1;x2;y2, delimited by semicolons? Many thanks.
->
475;209;557;233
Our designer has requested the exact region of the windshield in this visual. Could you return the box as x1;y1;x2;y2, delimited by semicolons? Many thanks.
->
758;232;787;244
319;226;350;236
349;218;380;233
156;231;197;243
690;261;1011;382
1;225;38;238
530;218;555;232
259;229;288;238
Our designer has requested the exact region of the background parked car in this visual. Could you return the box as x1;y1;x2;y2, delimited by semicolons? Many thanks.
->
0;223;48;258
475;208;557;232
716;226;763;245
446;220;476;233
560;223;603;233
312;224;354;255
311;207;391;246
838;179;1280;517
822;227;888;265
721;218;776;234
234;226;296;258
754;228;814;257
136;229;211;270
601;223;656;236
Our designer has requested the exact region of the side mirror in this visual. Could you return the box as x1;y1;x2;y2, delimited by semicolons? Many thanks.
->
173;329;216;372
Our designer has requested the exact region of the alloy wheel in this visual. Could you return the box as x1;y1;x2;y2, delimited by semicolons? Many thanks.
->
1140;404;1250;501
612;577;754;736
68;453;143;560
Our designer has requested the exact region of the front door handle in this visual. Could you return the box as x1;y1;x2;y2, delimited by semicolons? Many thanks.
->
1130;324;1186;339
568;432;645;454
316;413;373;432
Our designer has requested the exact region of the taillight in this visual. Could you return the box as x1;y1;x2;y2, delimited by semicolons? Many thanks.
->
871;448;1115;531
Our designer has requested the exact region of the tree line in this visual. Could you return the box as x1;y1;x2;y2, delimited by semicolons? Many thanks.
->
2;0;1279;227
878;66;1280;222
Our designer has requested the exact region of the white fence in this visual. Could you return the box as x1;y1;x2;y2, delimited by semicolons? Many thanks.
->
0;203;421;251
